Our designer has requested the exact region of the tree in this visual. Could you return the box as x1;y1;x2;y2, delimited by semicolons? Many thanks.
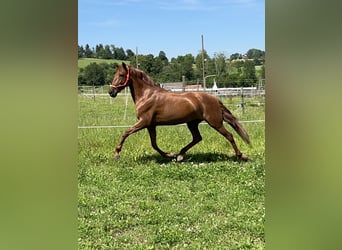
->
84;44;94;58
135;54;155;75
230;53;242;61
260;65;265;79
151;57;163;76
157;64;176;83
84;63;105;86
95;44;105;58
101;63;117;84
110;45;116;58
206;58;216;75
126;49;135;59
78;68;87;85
246;49;265;65
226;60;256;87
114;47;126;60
214;52;227;76
158;51;169;65
181;54;195;81
77;43;265;87
103;45;113;59
241;60;257;86
246;48;264;59
211;53;230;87
78;45;85;58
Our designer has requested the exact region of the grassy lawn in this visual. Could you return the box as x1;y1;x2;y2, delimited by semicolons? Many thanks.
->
78;58;130;69
78;94;265;249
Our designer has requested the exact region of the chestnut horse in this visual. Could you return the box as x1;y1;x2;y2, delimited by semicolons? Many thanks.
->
108;62;250;162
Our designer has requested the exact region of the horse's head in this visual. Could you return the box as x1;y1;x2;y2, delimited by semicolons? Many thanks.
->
108;62;131;98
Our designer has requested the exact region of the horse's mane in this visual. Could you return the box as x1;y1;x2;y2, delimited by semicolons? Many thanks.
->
130;67;161;88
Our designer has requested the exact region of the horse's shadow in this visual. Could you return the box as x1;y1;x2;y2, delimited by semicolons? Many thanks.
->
139;152;246;164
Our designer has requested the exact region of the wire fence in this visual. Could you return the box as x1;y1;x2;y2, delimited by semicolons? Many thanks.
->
78;86;265;129
78;85;265;98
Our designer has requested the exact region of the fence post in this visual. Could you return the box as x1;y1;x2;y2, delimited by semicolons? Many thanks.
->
182;75;185;92
123;88;129;120
241;87;245;114
92;83;95;101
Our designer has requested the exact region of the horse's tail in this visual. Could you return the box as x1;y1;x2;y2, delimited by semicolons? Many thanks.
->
220;101;251;145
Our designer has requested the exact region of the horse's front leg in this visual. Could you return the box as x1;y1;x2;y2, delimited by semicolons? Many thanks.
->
114;119;146;159
147;126;174;158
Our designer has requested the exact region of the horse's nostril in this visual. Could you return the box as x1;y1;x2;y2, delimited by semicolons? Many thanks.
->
109;89;117;98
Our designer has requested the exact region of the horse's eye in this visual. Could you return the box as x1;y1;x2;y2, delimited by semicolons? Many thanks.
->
119;74;125;78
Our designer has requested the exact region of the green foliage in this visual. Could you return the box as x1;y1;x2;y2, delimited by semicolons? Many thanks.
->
255;65;265;79
78;95;265;249
82;63;106;86
79;44;130;60
78;59;130;86
246;49;265;65
230;53;243;60
84;44;94;58
78;43;265;87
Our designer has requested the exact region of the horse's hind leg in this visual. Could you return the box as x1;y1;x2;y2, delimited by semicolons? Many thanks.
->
176;121;202;162
213;125;248;161
147;126;174;158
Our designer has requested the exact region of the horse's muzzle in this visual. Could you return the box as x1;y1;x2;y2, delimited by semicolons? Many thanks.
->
108;87;118;98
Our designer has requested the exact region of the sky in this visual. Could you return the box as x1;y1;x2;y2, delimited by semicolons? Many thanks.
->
78;0;264;59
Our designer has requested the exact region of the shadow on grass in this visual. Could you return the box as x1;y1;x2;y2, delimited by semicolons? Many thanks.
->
139;152;247;164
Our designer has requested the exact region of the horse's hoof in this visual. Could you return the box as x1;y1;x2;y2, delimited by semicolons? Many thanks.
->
176;155;184;162
165;152;175;158
113;153;120;160
239;153;248;161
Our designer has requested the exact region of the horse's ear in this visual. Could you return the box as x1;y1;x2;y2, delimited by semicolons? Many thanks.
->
113;63;119;68
122;62;128;71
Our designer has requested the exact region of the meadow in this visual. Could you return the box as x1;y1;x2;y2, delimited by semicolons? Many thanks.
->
78;92;265;249
78;58;129;69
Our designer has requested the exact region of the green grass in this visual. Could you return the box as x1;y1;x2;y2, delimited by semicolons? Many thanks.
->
78;58;130;69
78;94;265;249
255;65;264;79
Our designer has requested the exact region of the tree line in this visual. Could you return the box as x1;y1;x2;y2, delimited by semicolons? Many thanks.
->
78;44;265;88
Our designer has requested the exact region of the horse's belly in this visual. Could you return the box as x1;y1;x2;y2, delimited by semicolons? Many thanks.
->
154;101;202;125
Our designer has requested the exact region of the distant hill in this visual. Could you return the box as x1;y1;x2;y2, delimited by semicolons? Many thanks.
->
78;58;130;69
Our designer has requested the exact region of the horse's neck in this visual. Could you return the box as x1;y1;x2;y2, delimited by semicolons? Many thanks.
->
129;78;153;103
128;84;136;103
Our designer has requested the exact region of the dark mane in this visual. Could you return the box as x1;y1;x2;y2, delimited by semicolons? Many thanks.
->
131;67;161;88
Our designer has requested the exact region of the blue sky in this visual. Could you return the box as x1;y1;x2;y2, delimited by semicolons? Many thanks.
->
78;0;264;59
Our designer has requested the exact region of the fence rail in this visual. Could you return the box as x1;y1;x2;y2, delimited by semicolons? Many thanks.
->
79;86;265;98
78;85;265;129
78;120;265;129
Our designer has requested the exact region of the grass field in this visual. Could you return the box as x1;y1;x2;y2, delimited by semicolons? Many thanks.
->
78;58;130;69
78;93;265;249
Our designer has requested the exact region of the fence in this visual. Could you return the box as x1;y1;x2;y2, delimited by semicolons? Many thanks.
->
78;84;265;99
78;85;265;129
